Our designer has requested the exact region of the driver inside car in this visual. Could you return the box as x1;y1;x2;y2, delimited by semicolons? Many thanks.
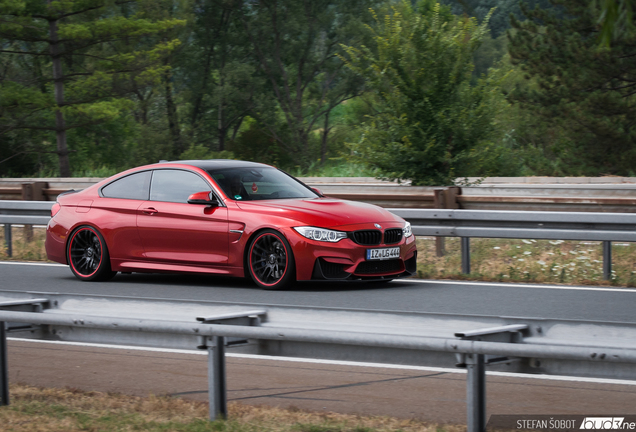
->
228;174;249;200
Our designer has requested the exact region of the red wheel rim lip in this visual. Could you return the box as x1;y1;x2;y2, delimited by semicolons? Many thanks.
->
68;227;103;278
249;232;289;287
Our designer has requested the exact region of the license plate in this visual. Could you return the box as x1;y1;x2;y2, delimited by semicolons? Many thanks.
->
366;247;400;261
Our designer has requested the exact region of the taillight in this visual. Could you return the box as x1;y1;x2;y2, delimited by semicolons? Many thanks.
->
51;203;61;217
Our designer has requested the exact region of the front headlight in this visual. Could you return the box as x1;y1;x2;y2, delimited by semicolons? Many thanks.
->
293;226;348;243
403;221;413;238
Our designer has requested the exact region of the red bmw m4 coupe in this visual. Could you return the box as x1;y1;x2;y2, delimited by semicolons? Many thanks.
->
46;160;417;289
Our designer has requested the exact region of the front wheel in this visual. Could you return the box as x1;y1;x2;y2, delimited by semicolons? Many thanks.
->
247;229;296;290
67;226;116;282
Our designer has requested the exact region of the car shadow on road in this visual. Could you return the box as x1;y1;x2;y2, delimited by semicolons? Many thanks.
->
110;272;416;292
111;272;253;288
290;279;416;292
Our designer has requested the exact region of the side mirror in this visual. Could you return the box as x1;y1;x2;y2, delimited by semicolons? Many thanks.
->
188;191;219;207
311;187;324;197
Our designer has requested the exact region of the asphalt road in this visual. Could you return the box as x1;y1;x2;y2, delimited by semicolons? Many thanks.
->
1;261;635;322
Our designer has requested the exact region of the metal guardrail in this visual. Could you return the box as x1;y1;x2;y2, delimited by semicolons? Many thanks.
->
2;201;633;279
0;201;52;257
392;208;636;279
1;291;636;431
395;208;636;241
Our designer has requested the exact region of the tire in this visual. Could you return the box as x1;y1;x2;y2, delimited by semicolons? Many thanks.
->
67;226;116;282
247;229;296;290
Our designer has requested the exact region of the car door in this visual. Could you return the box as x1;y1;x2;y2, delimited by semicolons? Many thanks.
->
97;170;151;262
137;169;229;266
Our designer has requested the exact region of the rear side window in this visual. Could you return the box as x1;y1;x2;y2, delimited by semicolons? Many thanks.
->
101;171;151;200
150;169;212;203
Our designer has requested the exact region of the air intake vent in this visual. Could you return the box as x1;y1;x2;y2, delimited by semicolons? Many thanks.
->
355;259;403;274
319;259;350;279
350;230;381;245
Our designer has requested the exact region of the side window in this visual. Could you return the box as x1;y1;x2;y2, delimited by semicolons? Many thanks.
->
150;169;212;203
101;171;151;200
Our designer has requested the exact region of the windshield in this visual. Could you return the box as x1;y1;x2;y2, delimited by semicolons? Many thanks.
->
207;167;318;201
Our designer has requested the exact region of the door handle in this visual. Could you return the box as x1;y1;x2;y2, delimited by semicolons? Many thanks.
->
141;207;158;215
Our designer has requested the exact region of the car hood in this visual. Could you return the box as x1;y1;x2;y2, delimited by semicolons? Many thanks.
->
235;197;403;228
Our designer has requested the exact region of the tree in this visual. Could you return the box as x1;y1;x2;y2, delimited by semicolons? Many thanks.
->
439;0;557;38
508;0;636;175
340;0;509;185
239;0;372;167
595;0;635;46
0;0;183;176
181;0;256;153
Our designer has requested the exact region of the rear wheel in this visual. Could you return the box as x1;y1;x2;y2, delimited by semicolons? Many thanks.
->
247;230;295;290
67;226;116;281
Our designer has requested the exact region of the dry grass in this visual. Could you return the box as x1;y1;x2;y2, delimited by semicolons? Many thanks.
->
1;384;457;432
416;237;636;287
0;225;50;262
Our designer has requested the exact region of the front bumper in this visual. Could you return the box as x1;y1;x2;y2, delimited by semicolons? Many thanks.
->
287;225;418;282
311;251;418;281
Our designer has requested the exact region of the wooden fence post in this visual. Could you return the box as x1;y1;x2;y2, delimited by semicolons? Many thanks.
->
433;187;461;257
20;182;48;242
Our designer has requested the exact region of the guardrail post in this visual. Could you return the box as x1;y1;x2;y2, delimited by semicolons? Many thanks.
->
461;237;471;274
455;324;528;432
1;321;8;406
466;354;486;432
207;336;227;420
603;241;612;281
3;224;11;257
0;298;49;407
197;310;265;421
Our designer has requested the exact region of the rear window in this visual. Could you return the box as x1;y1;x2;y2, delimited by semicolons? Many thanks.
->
101;171;151;200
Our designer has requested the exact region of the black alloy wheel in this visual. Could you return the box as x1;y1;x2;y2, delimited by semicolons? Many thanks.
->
67;226;116;281
247;229;295;290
